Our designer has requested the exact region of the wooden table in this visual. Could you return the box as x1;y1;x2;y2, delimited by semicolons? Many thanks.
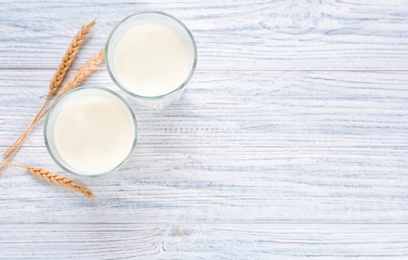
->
1;1;408;259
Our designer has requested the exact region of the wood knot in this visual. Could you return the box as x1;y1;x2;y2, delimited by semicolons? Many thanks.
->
260;0;320;35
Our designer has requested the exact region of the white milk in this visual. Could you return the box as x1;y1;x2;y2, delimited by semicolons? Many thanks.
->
53;93;135;174
113;24;192;97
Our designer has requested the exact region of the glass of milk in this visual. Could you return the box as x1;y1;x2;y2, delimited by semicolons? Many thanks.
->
106;11;197;109
44;87;137;177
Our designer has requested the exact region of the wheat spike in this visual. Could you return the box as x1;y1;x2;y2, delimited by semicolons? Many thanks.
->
49;20;95;95
27;167;95;199
0;163;94;199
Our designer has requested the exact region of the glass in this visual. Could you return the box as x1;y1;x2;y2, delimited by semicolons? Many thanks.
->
106;11;197;109
44;87;138;177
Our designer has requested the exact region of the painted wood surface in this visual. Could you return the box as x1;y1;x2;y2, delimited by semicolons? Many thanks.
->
1;0;408;259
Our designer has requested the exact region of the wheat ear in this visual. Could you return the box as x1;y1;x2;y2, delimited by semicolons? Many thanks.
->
0;162;95;199
49;20;96;95
4;21;95;157
0;49;105;174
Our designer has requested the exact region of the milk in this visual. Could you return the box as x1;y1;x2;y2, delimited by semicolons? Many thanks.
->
113;24;192;97
53;91;135;174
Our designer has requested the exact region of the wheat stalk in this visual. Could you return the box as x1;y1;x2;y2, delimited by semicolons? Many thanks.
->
0;162;95;199
4;21;95;158
0;49;105;174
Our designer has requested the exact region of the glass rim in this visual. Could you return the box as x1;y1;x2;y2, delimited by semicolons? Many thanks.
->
105;11;198;100
44;87;138;178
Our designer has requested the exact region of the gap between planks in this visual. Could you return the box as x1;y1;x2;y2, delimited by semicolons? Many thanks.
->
1;68;408;72
2;145;408;149
2;221;408;225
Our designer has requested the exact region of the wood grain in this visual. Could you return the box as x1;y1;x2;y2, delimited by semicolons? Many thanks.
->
0;0;408;70
1;223;407;259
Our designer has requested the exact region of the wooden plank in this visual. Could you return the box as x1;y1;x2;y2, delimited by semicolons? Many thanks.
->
1;70;407;148
1;223;407;259
0;146;407;223
0;0;408;70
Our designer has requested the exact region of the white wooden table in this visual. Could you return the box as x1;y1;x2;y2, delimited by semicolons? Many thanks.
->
1;1;408;259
